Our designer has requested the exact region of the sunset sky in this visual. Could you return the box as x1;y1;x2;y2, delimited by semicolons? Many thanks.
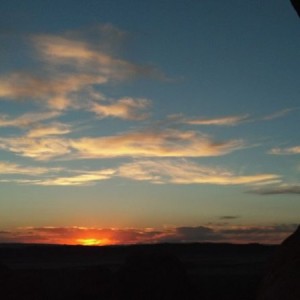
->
0;0;299;245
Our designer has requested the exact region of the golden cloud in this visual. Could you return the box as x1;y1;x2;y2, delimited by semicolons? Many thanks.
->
70;129;245;159
0;161;50;176
33;34;157;81
0;129;245;160
27;122;71;138
0;73;107;109
118;159;280;185
35;169;116;186
0;136;70;160
90;97;151;120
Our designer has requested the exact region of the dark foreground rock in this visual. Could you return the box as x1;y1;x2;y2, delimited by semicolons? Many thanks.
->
257;225;300;300
291;0;300;17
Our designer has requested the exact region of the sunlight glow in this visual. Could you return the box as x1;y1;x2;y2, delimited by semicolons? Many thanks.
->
77;238;111;246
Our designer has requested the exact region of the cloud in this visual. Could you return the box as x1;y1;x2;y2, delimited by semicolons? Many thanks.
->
0;136;70;160
248;184;300;195
0;129;245;160
175;107;297;128
70;129;245;159
0;224;297;245
0;161;51;176
27;122;71;138
0;226;165;245
33;35;136;79
184;114;249;126
0;111;61;128
0;26;165;111
269;146;300;155
262;108;297;121
118;159;280;185
174;226;222;241
0;158;279;187
219;216;240;220
34;169;115;186
90;97;151;120
218;224;298;243
33;33;164;81
0;72;107;109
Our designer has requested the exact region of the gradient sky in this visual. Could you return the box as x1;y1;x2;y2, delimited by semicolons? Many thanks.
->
0;0;299;245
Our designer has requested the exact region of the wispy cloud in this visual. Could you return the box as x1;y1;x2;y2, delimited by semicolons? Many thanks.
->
262;108;298;121
0;223;296;245
0;72;107;109
33;33;164;81
175;107;297;128
0;111;61;128
35;169;116;186
117;159;280;185
0;158;279;187
269;145;300;155
248;184;300;195
90;97;151;120
0;129;245;160
69;129;245;159
184;114;249;126
0;161;51;176
27;122;71;138
0;136;70;160
0;26;164;111
219;216;240;220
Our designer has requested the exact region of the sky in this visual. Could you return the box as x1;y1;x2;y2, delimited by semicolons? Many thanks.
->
0;0;299;245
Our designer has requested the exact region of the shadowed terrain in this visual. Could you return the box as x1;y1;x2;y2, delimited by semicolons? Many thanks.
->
257;226;300;300
0;243;276;300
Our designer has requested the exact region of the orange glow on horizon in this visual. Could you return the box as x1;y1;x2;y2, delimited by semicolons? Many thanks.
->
76;238;112;246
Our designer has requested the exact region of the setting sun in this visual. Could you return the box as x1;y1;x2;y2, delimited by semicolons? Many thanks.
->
77;238;111;246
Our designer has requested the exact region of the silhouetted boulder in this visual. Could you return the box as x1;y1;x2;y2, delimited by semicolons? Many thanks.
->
291;0;300;17
257;225;300;300
114;251;194;300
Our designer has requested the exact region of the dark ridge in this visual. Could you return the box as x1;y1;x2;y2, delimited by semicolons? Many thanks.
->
291;0;300;17
257;225;300;300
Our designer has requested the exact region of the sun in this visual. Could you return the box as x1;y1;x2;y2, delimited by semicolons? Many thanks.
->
77;238;110;246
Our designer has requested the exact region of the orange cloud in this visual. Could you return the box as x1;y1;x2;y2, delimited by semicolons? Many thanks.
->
0;224;296;245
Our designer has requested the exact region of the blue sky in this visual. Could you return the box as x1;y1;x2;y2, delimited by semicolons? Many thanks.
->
0;0;299;245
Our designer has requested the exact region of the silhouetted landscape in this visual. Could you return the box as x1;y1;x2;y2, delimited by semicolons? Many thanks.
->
1;225;299;299
0;242;277;300
1;1;300;299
